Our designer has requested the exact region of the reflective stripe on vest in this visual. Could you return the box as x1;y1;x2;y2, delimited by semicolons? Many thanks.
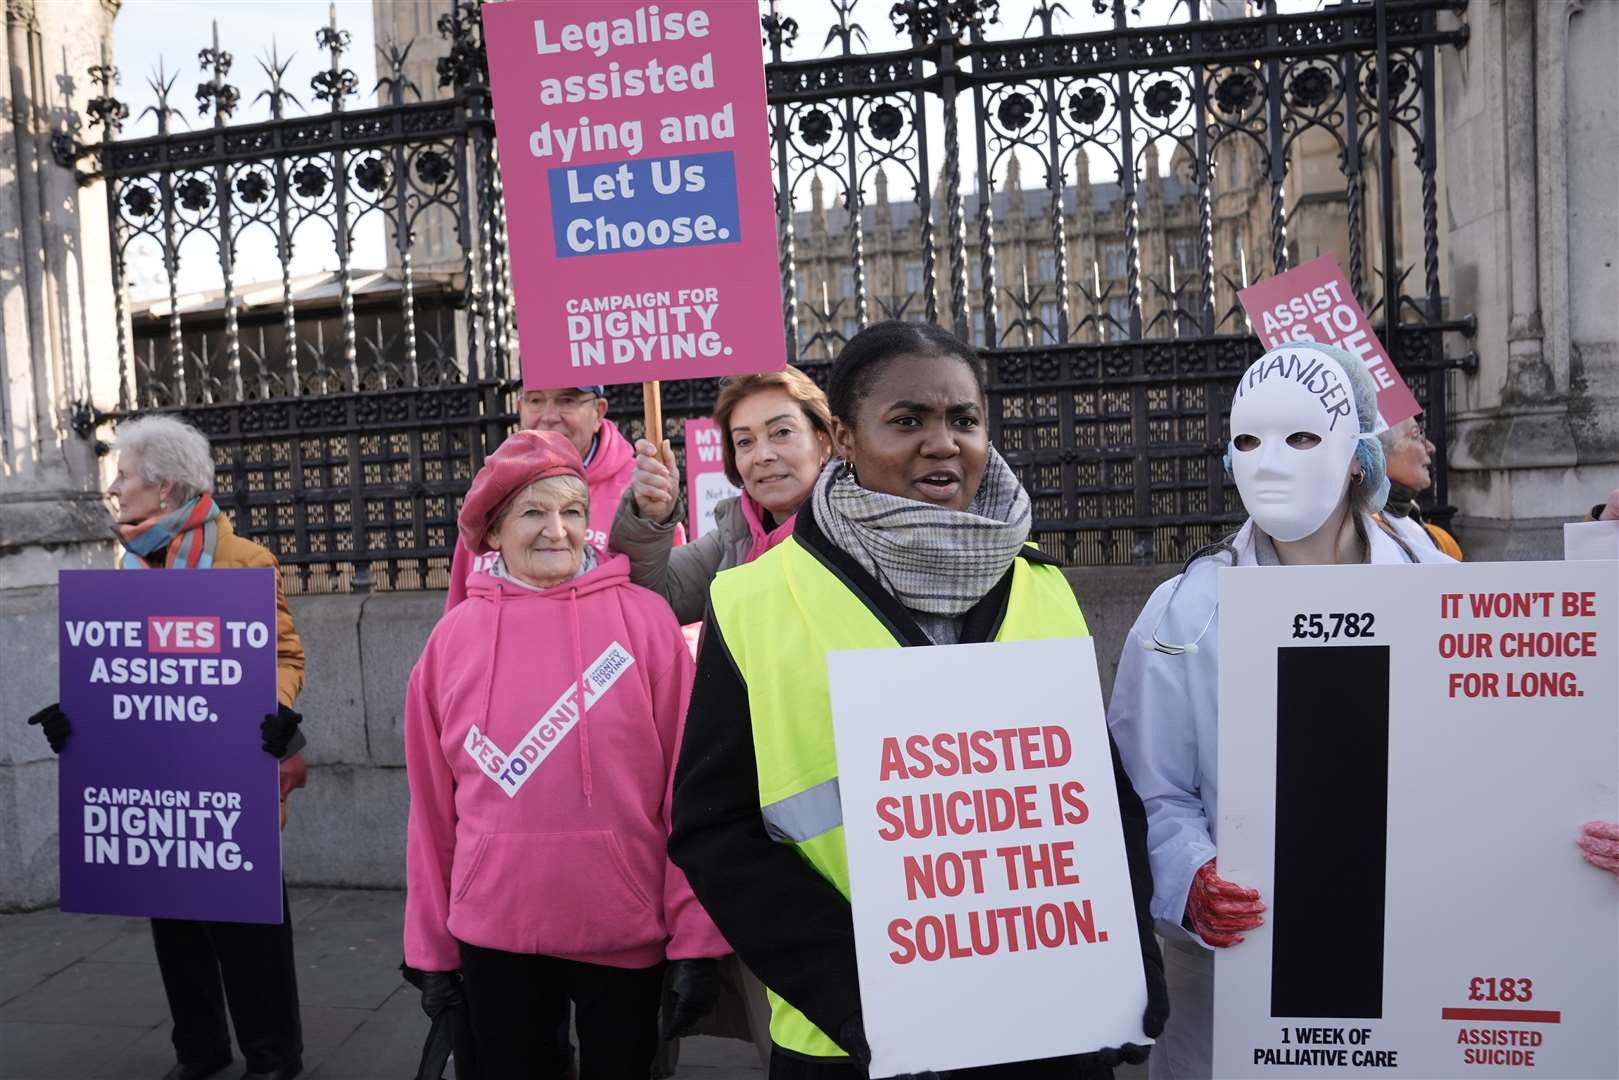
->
761;776;843;844
709;536;1088;1058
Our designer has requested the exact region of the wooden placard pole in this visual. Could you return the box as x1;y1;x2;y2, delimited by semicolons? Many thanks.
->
642;380;663;447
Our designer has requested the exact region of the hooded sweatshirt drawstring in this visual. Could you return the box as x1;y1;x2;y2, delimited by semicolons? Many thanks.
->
479;569;593;804
570;585;594;806
480;589;507;729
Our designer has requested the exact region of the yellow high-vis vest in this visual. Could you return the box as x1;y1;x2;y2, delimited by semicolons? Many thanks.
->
708;536;1090;1058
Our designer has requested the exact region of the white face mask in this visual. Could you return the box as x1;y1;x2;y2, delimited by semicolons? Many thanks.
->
1228;345;1362;543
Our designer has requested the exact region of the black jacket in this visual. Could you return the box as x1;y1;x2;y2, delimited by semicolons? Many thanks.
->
667;504;1167;1069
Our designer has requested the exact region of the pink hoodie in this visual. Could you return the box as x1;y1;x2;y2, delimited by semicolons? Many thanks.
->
444;419;684;611
404;552;726;972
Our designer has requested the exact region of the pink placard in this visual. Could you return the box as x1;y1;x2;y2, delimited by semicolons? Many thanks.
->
1237;255;1422;427
483;2;787;390
684;417;739;539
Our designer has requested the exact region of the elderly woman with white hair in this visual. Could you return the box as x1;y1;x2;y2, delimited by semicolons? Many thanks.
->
1375;415;1463;560
27;414;308;1080
403;428;726;1080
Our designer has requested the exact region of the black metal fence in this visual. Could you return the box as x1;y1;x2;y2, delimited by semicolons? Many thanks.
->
57;0;1474;591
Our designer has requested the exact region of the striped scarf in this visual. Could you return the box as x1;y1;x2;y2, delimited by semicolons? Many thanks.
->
812;447;1032;619
116;493;221;569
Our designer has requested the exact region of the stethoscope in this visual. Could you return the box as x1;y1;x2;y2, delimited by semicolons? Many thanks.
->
1139;515;1421;655
1139;539;1233;656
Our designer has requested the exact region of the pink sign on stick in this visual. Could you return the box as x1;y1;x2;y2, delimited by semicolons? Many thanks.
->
483;2;787;389
684;417;740;539
1237;255;1422;427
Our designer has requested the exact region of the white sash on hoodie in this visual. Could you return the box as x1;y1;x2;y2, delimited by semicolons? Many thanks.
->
462;641;635;798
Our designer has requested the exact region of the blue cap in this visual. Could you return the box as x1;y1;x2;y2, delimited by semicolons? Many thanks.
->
576;385;605;396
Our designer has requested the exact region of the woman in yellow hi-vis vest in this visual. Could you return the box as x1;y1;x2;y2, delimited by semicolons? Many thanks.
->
670;322;1167;1079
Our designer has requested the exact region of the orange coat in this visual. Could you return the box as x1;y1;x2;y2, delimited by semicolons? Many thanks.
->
122;512;308;822
206;513;306;707
210;515;307;822
1421;522;1463;560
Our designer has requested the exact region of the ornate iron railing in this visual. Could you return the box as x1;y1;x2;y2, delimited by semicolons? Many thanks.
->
177;383;507;594
58;0;1473;591
62;5;511;407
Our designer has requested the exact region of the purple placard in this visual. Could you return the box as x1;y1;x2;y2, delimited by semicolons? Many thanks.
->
57;568;282;923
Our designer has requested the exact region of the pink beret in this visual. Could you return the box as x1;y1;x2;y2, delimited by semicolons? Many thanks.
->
458;429;587;555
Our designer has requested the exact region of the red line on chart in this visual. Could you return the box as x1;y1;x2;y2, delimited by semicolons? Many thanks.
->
1441;1007;1561;1024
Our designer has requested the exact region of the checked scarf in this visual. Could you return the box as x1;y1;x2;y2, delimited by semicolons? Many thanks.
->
116;493;222;569
811;447;1032;622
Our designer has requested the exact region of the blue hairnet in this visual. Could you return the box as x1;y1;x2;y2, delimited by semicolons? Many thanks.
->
1321;341;1390;512
1221;342;1390;513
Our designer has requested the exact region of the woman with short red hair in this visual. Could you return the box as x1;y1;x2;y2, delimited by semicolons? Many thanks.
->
610;365;833;624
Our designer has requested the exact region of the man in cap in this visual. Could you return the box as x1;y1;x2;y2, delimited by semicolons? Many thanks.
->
445;385;647;611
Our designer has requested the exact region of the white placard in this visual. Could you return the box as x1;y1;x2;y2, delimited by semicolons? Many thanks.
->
692;472;741;538
829;638;1149;1078
1565;520;1619;561
1214;561;1619;1079
684;417;741;539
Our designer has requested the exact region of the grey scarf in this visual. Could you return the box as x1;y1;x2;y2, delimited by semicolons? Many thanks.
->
812;448;1032;632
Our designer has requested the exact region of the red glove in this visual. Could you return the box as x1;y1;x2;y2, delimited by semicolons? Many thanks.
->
277;753;307;832
278;751;308;799
1577;821;1619;876
1187;858;1266;946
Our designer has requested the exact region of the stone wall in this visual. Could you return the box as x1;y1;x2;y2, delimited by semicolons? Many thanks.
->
2;568;1176;908
1443;0;1619;559
0;586;67;911
278;592;439;890
1;0;123;913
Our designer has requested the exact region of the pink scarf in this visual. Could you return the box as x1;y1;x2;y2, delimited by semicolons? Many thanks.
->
740;492;797;563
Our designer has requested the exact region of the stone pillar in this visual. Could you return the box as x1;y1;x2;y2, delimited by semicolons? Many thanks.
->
372;0;462;274
1;0;122;910
372;0;452;107
1442;0;1619;558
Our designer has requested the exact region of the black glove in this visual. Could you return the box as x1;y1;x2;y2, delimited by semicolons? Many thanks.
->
1078;1042;1145;1070
1075;959;1165;1070
837;1015;872;1067
401;964;465;1021
27;703;70;754
1076;1027;1158;1068
1143;951;1169;1040
660;957;721;1040
261;704;302;759
833;1015;945;1078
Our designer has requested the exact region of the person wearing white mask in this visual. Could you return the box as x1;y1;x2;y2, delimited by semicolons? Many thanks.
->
1105;341;1453;1080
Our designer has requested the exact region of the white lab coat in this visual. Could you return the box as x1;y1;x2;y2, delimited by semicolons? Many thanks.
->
1106;516;1453;1080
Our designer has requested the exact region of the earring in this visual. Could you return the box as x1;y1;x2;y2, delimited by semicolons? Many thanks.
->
159;497;168;509
1352;472;1365;487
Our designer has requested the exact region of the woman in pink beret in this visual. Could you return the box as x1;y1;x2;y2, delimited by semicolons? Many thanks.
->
402;429;726;1079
